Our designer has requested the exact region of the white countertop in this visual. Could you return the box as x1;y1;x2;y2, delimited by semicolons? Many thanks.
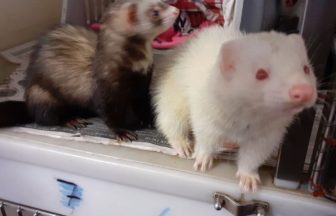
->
0;128;335;215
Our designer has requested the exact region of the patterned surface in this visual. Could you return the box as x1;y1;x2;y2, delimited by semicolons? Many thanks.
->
24;117;171;148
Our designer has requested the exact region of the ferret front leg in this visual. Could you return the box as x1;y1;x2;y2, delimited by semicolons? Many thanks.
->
95;86;138;142
189;100;221;172
192;132;221;172
237;134;282;192
155;93;193;158
104;107;139;142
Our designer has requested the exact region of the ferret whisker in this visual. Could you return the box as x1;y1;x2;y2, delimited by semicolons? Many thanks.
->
306;34;320;52
310;41;324;63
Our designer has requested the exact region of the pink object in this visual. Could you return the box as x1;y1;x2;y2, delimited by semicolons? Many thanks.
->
289;84;314;104
89;23;102;31
152;28;191;49
87;20;217;50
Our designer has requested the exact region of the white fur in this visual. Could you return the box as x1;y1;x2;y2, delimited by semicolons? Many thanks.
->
152;26;317;192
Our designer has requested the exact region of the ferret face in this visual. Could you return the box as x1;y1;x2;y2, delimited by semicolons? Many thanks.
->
103;0;179;38
136;0;179;37
217;32;317;115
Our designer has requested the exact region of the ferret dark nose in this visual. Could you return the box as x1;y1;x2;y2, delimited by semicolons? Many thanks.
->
289;84;314;104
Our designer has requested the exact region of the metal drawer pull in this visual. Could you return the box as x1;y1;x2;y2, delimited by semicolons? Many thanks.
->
0;198;63;216
17;207;23;216
213;192;269;216
1;202;7;216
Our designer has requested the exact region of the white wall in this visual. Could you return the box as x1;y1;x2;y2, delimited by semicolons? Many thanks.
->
0;0;63;51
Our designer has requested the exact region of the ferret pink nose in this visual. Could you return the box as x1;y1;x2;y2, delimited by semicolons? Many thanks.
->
289;84;314;104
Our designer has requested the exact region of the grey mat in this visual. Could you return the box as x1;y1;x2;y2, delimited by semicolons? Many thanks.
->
22;118;171;148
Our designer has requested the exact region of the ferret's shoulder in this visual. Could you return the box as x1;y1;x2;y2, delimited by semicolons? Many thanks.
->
169;26;242;82
38;25;97;61
173;26;242;67
196;25;242;42
184;26;243;52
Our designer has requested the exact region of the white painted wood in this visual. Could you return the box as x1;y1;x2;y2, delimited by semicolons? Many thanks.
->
0;130;335;216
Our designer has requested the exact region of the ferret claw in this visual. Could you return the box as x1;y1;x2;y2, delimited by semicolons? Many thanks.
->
236;171;261;193
76;118;92;125
193;152;214;172
65;118;91;129
174;141;193;158
114;129;138;142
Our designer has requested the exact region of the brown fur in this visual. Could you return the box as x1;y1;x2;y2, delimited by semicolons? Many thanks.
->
26;26;97;108
21;0;178;137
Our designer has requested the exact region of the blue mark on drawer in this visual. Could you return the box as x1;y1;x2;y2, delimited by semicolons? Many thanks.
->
57;179;83;210
158;208;171;216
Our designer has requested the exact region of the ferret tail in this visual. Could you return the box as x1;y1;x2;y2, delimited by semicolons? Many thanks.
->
0;101;33;127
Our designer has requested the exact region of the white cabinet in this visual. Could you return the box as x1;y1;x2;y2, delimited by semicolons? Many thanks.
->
0;129;335;216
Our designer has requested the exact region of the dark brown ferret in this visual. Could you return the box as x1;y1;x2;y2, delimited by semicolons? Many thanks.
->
4;0;179;141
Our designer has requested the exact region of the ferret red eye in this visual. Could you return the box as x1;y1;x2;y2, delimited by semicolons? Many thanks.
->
255;69;269;81
304;65;310;75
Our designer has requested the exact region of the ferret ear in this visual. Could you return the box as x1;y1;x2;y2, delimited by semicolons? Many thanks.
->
126;3;138;25
218;41;240;80
101;2;138;33
119;2;138;29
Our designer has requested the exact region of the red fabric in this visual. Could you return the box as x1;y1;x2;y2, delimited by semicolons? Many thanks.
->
88;1;225;49
152;21;217;49
152;1;224;49
171;0;224;26
170;1;198;10
187;11;205;27
171;0;223;11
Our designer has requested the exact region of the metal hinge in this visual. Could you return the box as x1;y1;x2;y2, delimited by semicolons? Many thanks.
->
213;192;269;216
0;198;64;216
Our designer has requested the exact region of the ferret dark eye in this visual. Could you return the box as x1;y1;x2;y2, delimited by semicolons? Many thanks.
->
256;69;269;81
304;65;310;75
152;10;160;17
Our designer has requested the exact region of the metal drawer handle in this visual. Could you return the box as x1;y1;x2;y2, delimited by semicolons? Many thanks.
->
213;192;269;216
1;202;7;216
17;207;23;216
1;198;63;216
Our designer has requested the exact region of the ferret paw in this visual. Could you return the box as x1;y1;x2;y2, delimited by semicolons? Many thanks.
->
193;151;214;172
236;171;261;193
171;141;193;158
114;129;138;142
65;118;92;129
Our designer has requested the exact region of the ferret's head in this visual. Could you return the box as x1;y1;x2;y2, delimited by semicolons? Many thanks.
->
215;32;317;115
102;0;179;38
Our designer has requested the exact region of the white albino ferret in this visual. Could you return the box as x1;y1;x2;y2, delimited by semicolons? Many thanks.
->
151;25;317;192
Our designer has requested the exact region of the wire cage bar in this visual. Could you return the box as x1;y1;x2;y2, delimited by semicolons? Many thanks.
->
309;91;336;202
